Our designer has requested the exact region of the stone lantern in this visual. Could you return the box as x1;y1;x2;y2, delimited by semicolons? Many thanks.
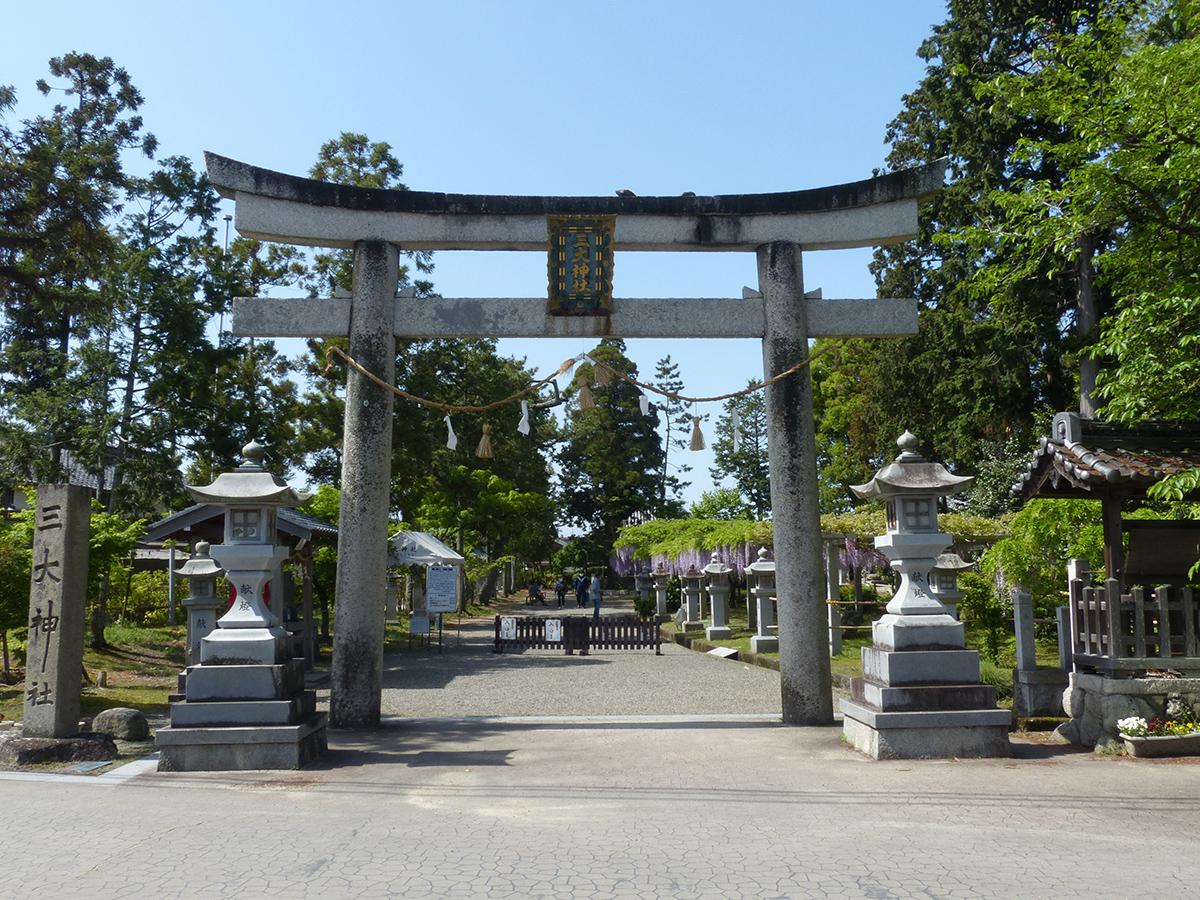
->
702;552;733;641
930;552;972;619
176;542;224;667
155;441;326;772
839;430;1011;759
633;567;653;614
745;547;778;653
184;440;312;666
680;564;704;631
650;564;670;618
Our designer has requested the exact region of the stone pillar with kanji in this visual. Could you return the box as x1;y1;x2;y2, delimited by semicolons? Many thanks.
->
23;485;90;738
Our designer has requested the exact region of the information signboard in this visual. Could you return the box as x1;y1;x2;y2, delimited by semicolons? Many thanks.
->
425;564;459;614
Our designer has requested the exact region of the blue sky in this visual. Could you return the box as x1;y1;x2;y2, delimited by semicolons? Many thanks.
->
6;0;949;506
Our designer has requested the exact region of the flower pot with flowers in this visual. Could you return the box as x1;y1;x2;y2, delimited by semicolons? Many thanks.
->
1118;714;1200;758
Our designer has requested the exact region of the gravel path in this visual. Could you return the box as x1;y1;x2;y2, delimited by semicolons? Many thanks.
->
374;594;786;719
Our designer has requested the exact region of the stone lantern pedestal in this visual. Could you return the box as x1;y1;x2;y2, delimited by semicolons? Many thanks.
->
651;565;670;618
679;565;704;631
746;548;778;654
839;432;1010;760
703;553;733;641
634;568;653;613
156;442;327;771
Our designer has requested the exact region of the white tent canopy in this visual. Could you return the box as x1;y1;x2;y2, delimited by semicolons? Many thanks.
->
389;531;465;568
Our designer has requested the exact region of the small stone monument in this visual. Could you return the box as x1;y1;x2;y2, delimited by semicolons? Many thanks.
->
23;485;90;738
746;548;778;653
840;431;1011;759
156;442;327;771
651;564;670;618
703;553;733;641
176;542;224;667
633;567;653;613
680;564;704;631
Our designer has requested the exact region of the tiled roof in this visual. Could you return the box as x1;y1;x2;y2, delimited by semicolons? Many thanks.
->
1017;413;1200;501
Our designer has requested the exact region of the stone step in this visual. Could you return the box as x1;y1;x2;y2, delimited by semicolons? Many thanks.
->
184;658;305;702
861;646;981;686
851;678;997;712
156;712;328;772
169;691;316;728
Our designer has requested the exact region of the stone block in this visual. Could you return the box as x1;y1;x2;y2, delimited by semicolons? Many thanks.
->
201;628;290;665
871;614;964;652
1012;669;1069;718
861;647;981;686
750;635;778;654
169;692;316;728
156;713;328;772
0;732;117;766
852;679;997;712
706;625;733;641
185;659;305;702
841;700;1011;760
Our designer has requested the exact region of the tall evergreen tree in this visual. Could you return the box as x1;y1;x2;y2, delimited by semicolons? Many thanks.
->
557;339;667;568
708;384;771;519
813;0;1105;499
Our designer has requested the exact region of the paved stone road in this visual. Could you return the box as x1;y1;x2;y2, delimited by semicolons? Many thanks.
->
3;597;1199;899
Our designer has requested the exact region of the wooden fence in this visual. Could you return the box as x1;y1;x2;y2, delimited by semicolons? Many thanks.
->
494;615;662;656
1069;576;1200;673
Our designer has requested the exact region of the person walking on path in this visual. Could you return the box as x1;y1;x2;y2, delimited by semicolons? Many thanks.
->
554;577;567;609
591;572;603;620
575;572;587;609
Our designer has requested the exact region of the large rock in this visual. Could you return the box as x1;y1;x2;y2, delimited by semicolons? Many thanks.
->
93;707;150;742
0;732;117;766
1101;694;1156;738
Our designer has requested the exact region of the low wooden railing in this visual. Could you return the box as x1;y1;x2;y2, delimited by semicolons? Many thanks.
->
494;615;662;656
1070;575;1200;674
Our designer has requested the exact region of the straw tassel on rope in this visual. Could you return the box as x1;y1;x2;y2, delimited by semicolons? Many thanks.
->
476;424;494;459
577;371;596;410
690;416;706;451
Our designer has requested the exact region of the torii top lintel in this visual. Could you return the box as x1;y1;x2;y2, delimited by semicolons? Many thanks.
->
205;152;946;253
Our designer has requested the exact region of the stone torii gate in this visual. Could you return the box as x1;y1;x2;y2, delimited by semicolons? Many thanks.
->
205;152;944;729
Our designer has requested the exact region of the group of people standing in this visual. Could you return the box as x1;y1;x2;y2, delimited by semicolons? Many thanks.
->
549;572;604;620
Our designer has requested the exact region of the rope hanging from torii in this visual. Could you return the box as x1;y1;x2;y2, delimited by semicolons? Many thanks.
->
324;342;834;457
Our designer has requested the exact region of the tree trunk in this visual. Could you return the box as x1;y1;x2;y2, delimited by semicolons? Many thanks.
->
1076;233;1100;418
2;629;9;681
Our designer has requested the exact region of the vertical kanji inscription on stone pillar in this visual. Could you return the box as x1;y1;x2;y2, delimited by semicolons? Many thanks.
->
23;484;90;737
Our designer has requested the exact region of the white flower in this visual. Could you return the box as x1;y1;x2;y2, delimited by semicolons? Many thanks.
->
1117;716;1148;737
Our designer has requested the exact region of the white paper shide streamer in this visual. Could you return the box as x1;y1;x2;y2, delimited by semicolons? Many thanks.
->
639;394;649;416
731;407;742;453
444;415;458;450
517;399;530;435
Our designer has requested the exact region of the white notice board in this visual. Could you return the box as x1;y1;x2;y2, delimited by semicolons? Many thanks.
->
425;564;459;613
545;619;562;643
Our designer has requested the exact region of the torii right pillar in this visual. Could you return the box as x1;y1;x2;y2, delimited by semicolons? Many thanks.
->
760;242;833;725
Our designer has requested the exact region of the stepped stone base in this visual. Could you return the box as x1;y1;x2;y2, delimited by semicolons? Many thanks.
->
156;656;326;772
844;642;1011;760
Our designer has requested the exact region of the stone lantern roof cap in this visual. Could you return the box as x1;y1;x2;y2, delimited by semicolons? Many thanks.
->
850;430;974;500
174;541;224;578
745;546;776;574
932;552;974;572
702;551;731;577
185;441;314;507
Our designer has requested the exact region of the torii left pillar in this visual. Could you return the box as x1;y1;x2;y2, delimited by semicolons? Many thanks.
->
330;241;398;728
